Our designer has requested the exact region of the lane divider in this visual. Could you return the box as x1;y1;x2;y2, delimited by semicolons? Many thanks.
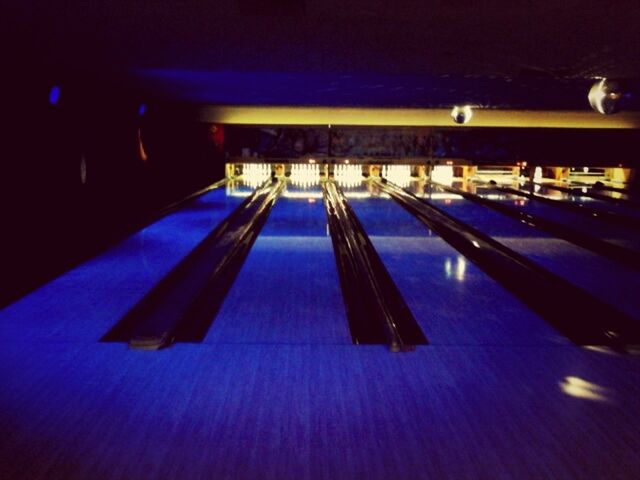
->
322;180;428;351
530;182;640;207
431;181;640;270
377;178;640;350
102;178;285;349
490;183;640;232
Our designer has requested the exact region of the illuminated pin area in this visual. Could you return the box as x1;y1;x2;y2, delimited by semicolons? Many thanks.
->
382;164;413;188
472;165;520;184
241;163;271;187
289;163;321;187
228;160;636;197
431;165;455;185
533;166;543;183
567;166;608;184
334;163;364;188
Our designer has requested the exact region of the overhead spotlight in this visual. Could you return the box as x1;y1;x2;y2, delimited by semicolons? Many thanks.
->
451;105;473;124
588;78;622;115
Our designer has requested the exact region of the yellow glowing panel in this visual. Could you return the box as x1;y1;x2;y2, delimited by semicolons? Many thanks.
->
198;106;640;129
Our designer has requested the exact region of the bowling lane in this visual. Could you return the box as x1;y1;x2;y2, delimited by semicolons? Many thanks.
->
204;183;352;344
426;185;640;322
596;189;639;203
517;182;640;221
585;185;640;203
1;179;640;480
555;181;638;203
464;183;640;253
0;182;251;341
344;184;565;346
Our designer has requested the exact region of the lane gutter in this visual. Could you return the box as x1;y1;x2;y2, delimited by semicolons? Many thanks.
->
102;178;284;349
531;182;640;207
378;178;640;350
431;182;640;270
322;180;428;351
489;183;640;232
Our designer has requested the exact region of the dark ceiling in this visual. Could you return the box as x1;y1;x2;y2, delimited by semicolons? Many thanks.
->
3;1;640;109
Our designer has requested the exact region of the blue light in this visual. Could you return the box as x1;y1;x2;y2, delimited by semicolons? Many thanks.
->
49;85;61;106
138;103;147;116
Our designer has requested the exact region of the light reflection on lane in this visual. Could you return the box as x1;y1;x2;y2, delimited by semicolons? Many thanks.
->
559;376;612;403
444;256;467;282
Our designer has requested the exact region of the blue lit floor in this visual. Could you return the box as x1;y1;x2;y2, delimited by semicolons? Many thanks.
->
0;185;247;342
531;184;640;221
204;184;351;344
1;181;640;479
428;190;640;322
471;185;640;253
346;194;565;346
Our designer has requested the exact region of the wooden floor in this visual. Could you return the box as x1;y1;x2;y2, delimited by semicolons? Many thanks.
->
1;185;640;479
1;343;639;479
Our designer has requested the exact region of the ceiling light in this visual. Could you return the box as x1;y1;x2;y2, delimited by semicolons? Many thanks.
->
588;78;622;115
451;105;473;124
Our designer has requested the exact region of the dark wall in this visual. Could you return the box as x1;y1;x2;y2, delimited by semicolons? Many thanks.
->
224;125;640;167
1;76;225;307
432;128;640;167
